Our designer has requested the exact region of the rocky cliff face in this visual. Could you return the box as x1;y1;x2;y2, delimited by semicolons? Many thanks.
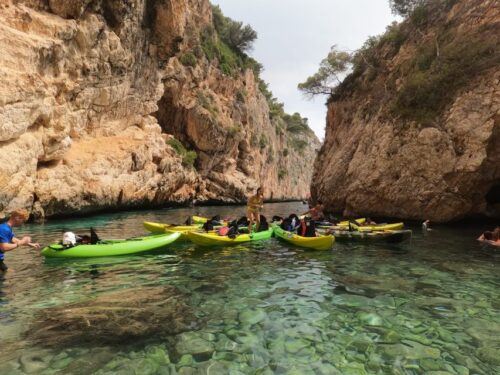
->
311;0;499;222
0;0;319;219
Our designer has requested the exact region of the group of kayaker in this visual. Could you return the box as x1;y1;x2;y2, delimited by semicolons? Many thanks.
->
1;188;499;271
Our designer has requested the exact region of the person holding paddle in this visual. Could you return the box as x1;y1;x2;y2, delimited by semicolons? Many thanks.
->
247;187;264;235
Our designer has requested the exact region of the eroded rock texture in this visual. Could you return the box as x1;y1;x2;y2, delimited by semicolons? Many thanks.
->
0;0;319;219
311;0;499;222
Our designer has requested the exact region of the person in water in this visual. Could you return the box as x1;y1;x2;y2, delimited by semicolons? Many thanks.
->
478;227;500;246
303;200;325;221
0;209;40;273
247;187;264;234
422;220;432;231
364;218;377;225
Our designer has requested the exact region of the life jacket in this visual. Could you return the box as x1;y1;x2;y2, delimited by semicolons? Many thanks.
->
217;227;230;236
227;225;239;239
90;228;100;244
280;218;293;232
305;220;316;237
211;215;222;225
202;222;214;232
237;216;249;226
257;215;269;231
297;220;307;236
297;220;316;237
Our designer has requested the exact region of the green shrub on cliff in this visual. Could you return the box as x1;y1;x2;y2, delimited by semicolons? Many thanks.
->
278;169;287;180
202;6;315;142
303;0;494;125
180;52;197;67
392;29;498;122
183;151;197;167
290;139;308;154
197;91;218;118
283;113;311;134
167;138;197;168
259;134;268;149
227;124;242;137
199;6;257;77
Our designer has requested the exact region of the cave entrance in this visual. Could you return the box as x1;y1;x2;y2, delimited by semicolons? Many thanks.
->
485;183;500;218
485;183;500;206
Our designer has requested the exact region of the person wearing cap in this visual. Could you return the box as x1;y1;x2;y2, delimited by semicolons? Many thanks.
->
0;209;40;272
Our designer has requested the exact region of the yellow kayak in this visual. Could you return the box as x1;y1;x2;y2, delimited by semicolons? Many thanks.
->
339;218;366;226
144;221;169;234
191;215;229;226
192;215;208;224
144;222;201;233
143;222;203;240
356;223;404;231
273;225;334;251
186;228;273;247
319;221;403;231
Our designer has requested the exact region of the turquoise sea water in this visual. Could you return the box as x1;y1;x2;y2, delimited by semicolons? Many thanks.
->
0;202;498;374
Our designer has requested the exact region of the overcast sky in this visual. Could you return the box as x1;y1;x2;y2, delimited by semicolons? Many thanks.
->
211;0;397;139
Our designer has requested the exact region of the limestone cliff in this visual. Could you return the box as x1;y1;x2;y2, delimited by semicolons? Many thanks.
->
0;0;319;219
311;0;499;222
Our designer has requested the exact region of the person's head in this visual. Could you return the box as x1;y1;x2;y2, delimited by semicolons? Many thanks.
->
493;227;500;241
8;209;29;227
256;187;264;196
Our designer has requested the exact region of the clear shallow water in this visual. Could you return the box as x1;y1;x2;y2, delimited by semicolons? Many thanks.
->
0;202;498;374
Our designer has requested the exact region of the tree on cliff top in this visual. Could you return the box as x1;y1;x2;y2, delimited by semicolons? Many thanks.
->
297;46;352;99
212;5;257;53
389;0;426;16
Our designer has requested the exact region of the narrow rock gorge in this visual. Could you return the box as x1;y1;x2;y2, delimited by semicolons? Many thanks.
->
0;0;319;219
311;0;499;222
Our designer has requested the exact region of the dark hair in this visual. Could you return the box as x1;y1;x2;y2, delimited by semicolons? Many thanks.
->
317;200;323;205
484;231;493;240
257;187;263;194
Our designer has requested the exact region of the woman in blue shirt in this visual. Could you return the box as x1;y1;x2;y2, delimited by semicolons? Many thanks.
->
0;209;40;272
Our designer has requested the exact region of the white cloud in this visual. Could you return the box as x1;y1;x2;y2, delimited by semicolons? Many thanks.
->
211;0;397;139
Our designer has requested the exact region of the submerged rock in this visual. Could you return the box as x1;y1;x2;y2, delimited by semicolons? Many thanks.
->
175;332;215;361
19;350;53;374
27;286;197;347
238;308;267;326
476;347;500;366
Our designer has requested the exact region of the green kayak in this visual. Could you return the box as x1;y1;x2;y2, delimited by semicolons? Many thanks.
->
41;233;181;258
